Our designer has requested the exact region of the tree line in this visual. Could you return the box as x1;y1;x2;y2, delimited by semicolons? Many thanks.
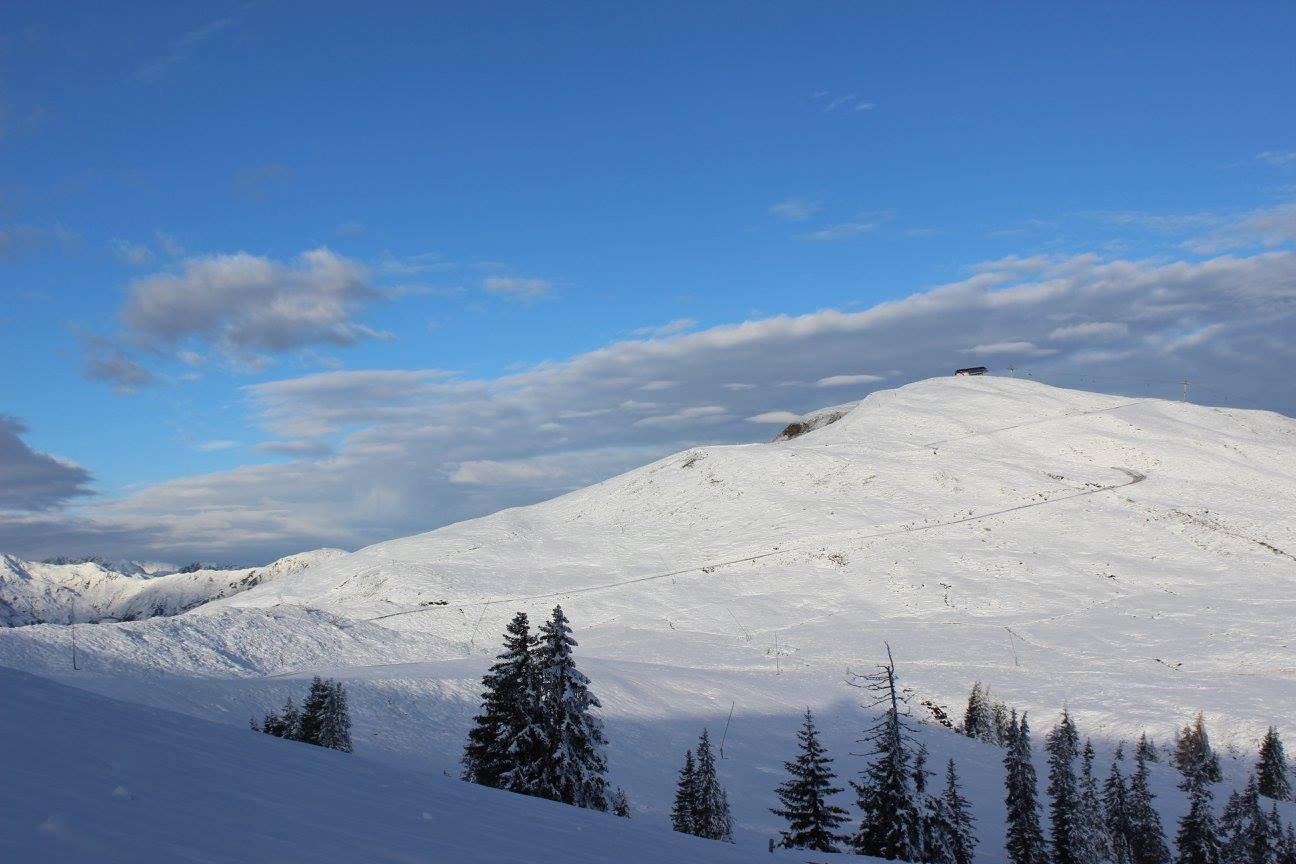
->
252;676;353;752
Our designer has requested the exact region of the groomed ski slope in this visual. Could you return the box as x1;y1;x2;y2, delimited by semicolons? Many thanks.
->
0;667;786;864
2;375;1294;853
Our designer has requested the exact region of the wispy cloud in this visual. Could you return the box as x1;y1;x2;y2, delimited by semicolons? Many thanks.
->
800;221;880;242
770;198;819;222
132;7;252;83
812;91;875;113
631;318;697;338
482;275;552;300
1186;203;1296;253
815;373;884;387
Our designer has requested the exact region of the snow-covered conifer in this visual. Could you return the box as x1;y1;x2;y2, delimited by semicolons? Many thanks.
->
1176;753;1222;864
1046;709;1085;864
532;605;608;810
771;708;849;853
671;749;698;834
850;645;923;861
963;683;996;744
693;728;733;842
1137;735;1159;765
1005;711;1049;864
1128;744;1171;864
611;787;631;818
1256;728;1291;802
1081;739;1114;864
1175;715;1222;785
1106;759;1135;864
462;611;539;788
942;759;978;864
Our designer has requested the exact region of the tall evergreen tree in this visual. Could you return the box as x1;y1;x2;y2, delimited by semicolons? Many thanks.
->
261;694;301;740
532;605;608;810
1080;739;1114;864
963;683;997;744
851;645;923;861
611;787;631;818
942;759;978;864
671;749;698;834
693;729;734;842
771;708;849;853
1176;749;1222;864
316;680;353;752
298;676;331;745
1282;825;1296;864
994;703;1014;747
1047;709;1084;864
1219;779;1274;864
462;611;540;788
1175;715;1222;785
1256;728;1291;802
1137;735;1160;764
1105;759;1135;864
1005;711;1049;864
1128;744;1172;864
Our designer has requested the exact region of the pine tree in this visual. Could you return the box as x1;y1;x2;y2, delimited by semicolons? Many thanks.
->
771;708;849;853
693;729;734;842
1047;709;1084;864
298;676;331;745
963;683;997;744
611;787;631;818
671;749;698;834
532;606;608;810
261;706;284;737
1175;715;1222;785
1128;744;1171;864
1105;759;1135;864
1278;823;1296;864
850;644;923;861
279;694;301;742
994;702;1013;746
1256;728;1291;802
1219;779;1274;864
462;611;540;788
915;745;955;864
1137;735;1159;764
1176;754;1222;864
1005;711;1049;864
942;759;978;864
1080;739;1113;864
316;680;352;752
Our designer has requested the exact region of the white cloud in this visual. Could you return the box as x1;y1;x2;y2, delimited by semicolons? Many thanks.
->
483;276;551;300
1049;321;1129;340
631;319;697;338
800;222;879;242
770;199;818;222
1255;151;1296;168
1187;204;1296;254
111;240;155;267
17;249;1296;562
964;341;1058;357
747;411;800;424
450;460;564;485
815;374;884;387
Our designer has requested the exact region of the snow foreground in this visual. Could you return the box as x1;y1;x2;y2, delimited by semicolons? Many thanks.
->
2;375;1295;854
0;667;785;864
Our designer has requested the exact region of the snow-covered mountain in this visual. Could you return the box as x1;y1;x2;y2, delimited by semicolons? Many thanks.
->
3;376;1294;855
0;549;346;626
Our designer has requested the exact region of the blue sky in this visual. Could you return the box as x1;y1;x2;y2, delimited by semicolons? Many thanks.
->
2;2;1295;562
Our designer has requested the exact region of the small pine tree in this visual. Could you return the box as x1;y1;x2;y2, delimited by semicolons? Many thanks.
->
1176;755;1222;864
261;706;284;737
1080;739;1113;864
280;695;301;742
1279;823;1296;864
1175;714;1222;785
942;759;978;864
1128;745;1171;864
1005;711;1049;864
693;729;734;842
1105;759;1135;864
671;749;698;834
299;676;331;745
1219;778;1274;864
611;787;631;818
316;680;352;752
1256;728;1291;802
994;702;1013;746
850;645;923;861
771;708;849;853
1047;709;1084;864
532;606;608;810
462;611;540;789
1137;734;1159;764
963;683;997;744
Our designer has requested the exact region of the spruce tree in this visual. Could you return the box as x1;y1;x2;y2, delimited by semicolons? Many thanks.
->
994;702;1013;746
316;680;352;752
964;683;997;744
671;749;698;834
850;645;923;861
1279;823;1296;864
1256;728;1291;802
1137;735;1159;764
279;694;301;742
611;787;631;818
1176;751;1222;864
1219;779;1273;864
261;706;284;737
462;611;540;788
1047;709;1084;864
693;729;734;842
532;605;608;810
771;708;849;853
1128;744;1171;864
1106;759;1135;864
298;676;331;745
1080;739;1113;864
1175;715;1222;785
1005;711;1049;864
942;759;978;864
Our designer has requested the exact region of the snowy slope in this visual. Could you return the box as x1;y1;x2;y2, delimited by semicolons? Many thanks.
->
0;549;346;626
2;376;1294;854
0;666;789;864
